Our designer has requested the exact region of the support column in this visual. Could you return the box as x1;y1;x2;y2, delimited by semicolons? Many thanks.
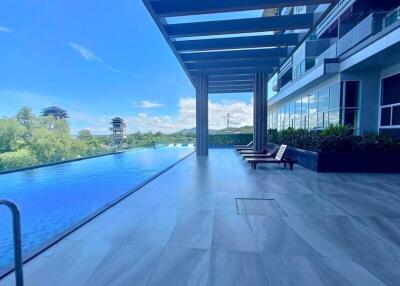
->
196;75;209;156
253;72;268;152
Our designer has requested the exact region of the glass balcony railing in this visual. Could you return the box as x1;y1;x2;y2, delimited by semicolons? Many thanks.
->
385;7;400;28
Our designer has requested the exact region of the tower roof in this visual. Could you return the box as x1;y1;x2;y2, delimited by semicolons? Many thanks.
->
41;106;69;118
111;117;124;123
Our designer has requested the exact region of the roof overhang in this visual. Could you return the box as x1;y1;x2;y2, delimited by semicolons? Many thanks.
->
143;0;338;94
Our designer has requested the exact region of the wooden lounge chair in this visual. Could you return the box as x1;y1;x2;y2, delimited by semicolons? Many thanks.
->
242;146;278;159
239;146;267;155
234;141;253;150
246;145;297;170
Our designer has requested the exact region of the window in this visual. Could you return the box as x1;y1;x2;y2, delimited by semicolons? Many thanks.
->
284;104;290;129
289;102;295;128
381;107;391;126
301;96;309;129
295;99;302;128
382;73;400;106
329;110;340;126
318;87;329;129
308;94;317;130
342;81;360;132
380;73;400;128
393;106;400;126
345;81;359;107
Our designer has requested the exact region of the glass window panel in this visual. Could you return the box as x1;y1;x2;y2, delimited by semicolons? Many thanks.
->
382;73;400;105
309;94;317;130
284;104;290;129
302;96;309;129
329;109;340;126
290;102;295;128
309;113;317;130
318;112;329;129
345;81;359;108
330;82;341;110
318;87;329;112
344;109;358;128
381;107;391;126
392;105;400;126
295;99;302;128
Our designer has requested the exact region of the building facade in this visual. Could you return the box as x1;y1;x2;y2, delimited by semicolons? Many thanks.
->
267;0;400;137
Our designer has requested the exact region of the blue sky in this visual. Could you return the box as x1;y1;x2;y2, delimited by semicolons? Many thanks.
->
0;0;260;134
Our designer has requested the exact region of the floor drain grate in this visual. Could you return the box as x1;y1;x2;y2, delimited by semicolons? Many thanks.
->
235;198;287;217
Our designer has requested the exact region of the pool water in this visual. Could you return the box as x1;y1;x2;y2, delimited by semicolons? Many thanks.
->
0;147;194;269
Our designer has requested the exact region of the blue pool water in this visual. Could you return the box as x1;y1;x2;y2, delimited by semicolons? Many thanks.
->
0;147;193;269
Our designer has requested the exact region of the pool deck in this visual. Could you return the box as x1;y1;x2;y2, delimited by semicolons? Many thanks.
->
1;149;400;286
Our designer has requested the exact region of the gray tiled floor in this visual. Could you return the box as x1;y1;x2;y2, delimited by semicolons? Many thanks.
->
2;149;400;286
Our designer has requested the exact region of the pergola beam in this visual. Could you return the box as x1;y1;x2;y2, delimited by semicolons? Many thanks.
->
191;67;273;75
180;48;288;63
186;59;278;70
210;85;254;90
152;0;333;17
209;88;254;94
174;34;301;52
208;74;255;81
209;80;254;87
165;14;315;37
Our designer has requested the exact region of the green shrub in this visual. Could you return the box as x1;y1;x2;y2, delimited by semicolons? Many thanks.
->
209;133;253;146
0;148;38;171
268;127;400;153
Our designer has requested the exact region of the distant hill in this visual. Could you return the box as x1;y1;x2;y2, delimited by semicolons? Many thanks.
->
175;126;252;135
174;127;196;135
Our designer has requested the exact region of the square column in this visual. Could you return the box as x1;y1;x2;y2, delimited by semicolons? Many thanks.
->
253;72;268;152
195;75;209;156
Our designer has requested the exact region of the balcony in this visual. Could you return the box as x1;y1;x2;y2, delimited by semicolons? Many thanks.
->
337;12;386;56
2;149;400;285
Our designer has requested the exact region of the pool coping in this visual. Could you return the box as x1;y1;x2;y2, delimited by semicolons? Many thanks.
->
0;149;195;280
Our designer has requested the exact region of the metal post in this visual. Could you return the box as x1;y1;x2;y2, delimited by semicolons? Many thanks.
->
0;200;24;286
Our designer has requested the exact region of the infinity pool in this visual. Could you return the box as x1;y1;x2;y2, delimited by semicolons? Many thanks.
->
0;147;194;270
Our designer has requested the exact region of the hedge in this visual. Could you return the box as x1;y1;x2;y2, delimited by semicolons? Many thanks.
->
209;133;253;147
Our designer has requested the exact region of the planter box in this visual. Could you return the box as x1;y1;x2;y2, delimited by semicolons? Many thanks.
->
271;144;400;173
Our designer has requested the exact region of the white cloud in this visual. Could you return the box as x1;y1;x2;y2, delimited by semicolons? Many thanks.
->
133;100;164;109
0;25;12;33
68;97;253;135
123;97;253;134
68;42;103;62
68;42;121;73
105;65;121;73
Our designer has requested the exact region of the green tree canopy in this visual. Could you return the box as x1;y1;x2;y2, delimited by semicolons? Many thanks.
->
0;118;24;152
16;106;36;143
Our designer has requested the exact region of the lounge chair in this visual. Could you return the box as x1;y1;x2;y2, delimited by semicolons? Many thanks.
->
239;146;266;155
246;145;297;170
242;146;278;159
234;141;253;149
234;142;253;152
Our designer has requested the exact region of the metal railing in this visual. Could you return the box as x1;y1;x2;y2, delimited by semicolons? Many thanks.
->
0;200;24;286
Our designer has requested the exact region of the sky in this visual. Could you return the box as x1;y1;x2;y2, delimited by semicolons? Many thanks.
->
0;0;265;135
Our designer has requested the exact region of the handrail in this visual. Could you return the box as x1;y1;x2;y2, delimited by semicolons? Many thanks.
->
0;200;24;286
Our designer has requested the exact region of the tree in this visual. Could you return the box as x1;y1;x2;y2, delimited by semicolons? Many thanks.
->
78;129;93;141
0;148;38;171
0;118;24;152
30;127;74;163
38;116;70;133
16;106;35;143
